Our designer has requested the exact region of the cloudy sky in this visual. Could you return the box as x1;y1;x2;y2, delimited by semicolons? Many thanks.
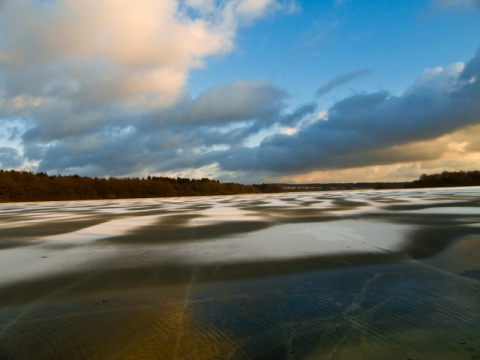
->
1;0;479;183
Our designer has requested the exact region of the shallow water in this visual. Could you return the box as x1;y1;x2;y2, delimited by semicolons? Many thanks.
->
0;187;479;359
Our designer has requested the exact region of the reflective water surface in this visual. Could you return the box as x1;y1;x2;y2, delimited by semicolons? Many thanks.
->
0;187;479;359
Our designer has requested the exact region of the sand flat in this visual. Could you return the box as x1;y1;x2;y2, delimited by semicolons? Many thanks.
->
0;187;479;359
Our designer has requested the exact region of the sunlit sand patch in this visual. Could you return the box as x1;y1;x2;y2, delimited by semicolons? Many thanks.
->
164;220;412;265
189;204;266;226
324;205;380;217
0;215;163;286
0;218;122;241
43;215;163;242
0;213;89;229
467;220;480;227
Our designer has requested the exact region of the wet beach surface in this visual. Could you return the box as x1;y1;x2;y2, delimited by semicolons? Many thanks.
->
0;187;479;359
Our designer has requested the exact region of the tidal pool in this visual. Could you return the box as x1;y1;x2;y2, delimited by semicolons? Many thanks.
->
0;187;479;359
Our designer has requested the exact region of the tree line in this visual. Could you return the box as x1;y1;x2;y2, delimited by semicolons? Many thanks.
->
0;170;278;202
408;170;480;188
1;169;478;202
284;170;480;191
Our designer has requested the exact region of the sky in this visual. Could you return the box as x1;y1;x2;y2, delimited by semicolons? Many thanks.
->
0;0;480;184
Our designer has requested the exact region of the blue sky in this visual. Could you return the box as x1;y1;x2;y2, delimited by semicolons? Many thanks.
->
0;0;479;183
191;0;480;104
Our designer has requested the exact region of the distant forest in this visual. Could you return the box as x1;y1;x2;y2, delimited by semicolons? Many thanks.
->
283;170;480;191
0;170;282;202
0;170;478;202
408;170;480;188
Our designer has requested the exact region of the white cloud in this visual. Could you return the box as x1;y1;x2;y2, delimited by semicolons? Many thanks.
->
237;0;276;19
0;95;50;113
279;127;297;135
404;62;465;95
302;111;329;127
0;0;291;111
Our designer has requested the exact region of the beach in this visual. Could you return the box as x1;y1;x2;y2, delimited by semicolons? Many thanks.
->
0;187;479;359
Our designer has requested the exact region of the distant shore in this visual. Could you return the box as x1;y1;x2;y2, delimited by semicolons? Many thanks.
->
0;169;479;202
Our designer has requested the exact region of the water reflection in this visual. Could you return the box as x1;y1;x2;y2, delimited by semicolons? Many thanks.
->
0;188;479;359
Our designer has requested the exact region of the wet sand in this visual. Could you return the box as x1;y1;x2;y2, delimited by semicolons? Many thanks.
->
0;187;479;359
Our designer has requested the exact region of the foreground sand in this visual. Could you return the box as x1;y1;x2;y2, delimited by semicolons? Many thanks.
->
0;188;479;359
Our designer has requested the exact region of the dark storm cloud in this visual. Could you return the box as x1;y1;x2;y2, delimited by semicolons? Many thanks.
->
0;147;23;168
278;103;318;126
26;80;304;176
35;129;167;176
133;81;286;131
13;48;480;178
316;68;372;97
186;80;286;124
3;34;480;180
214;49;480;174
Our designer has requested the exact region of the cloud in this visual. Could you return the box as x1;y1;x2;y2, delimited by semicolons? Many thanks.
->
0;0;292;112
275;138;480;184
18;78;300;177
214;48;480;175
316;68;372;97
0;0;297;176
6;48;480;180
404;62;465;95
1;1;478;182
186;80;286;124
0;1;214;109
0;147;23;168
